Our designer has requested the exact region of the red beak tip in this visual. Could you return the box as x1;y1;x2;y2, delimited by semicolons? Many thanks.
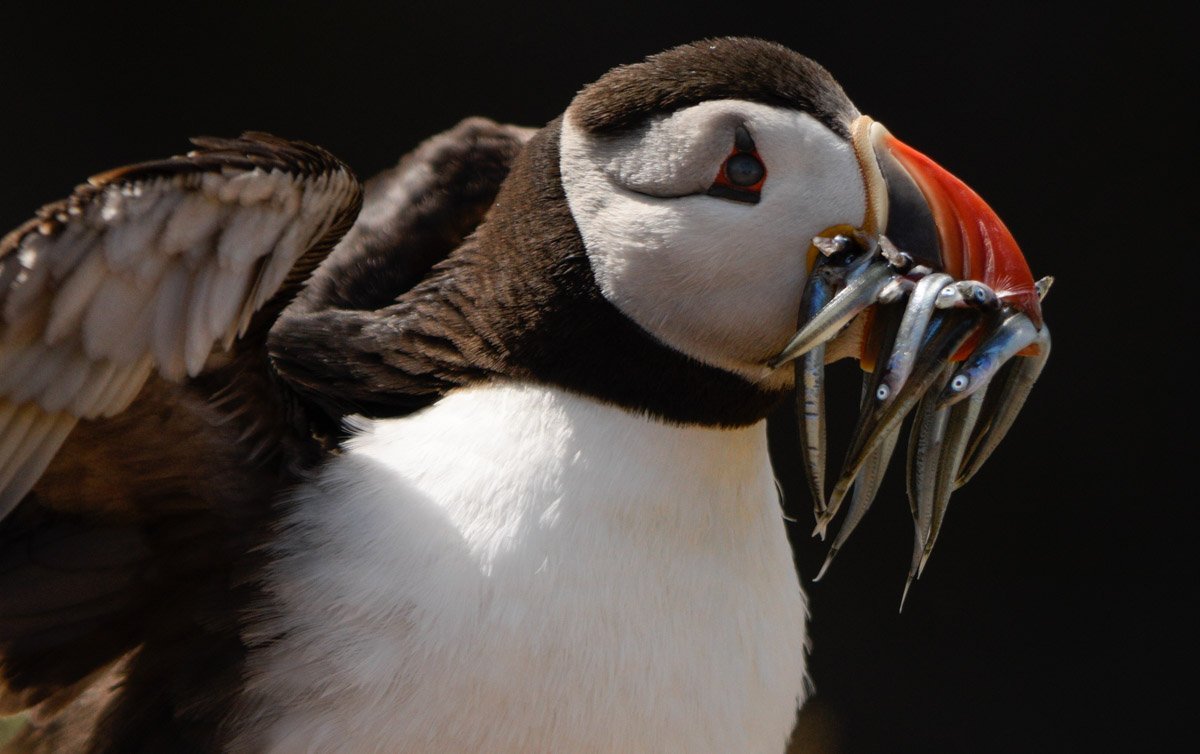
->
883;133;1040;326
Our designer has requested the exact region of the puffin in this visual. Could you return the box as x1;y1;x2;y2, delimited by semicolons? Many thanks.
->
0;38;1050;752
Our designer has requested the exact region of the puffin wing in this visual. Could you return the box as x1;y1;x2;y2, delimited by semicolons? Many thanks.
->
0;121;525;742
271;117;533;421
0;134;360;732
0;133;361;516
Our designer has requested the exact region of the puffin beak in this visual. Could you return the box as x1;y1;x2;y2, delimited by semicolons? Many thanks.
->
774;116;1052;599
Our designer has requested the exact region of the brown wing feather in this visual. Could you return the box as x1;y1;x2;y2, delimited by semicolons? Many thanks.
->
0;133;361;517
272;117;533;423
293;117;533;315
0;134;362;740
0;120;529;749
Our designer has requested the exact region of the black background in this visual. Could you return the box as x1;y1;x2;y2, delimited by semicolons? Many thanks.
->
0;3;1191;751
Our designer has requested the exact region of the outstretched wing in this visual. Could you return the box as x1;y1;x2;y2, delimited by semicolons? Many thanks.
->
0;133;361;516
0;121;528;749
0;134;361;741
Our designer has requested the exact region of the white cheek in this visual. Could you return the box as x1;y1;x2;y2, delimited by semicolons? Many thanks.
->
756;121;867;244
561;105;866;381
590;195;798;331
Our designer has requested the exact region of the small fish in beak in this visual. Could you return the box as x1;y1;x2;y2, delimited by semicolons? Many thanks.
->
770;117;1053;606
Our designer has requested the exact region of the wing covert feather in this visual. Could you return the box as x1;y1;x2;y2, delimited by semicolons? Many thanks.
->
0;133;362;516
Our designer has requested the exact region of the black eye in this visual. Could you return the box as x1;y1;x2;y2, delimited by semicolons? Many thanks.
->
725;153;765;187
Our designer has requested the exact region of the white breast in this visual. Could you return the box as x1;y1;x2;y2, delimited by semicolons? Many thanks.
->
237;382;808;753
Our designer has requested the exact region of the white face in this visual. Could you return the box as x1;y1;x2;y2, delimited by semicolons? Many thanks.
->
560;100;867;387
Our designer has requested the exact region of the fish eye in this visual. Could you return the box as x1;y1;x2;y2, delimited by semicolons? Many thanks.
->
950;374;970;392
875;384;890;401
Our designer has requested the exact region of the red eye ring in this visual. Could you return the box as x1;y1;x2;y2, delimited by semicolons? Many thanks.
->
707;126;766;204
714;150;767;193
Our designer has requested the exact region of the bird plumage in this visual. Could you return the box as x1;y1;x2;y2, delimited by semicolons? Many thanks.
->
0;37;1049;752
1;116;531;751
233;382;805;752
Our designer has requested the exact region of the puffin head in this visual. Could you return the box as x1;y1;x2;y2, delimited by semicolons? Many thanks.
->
557;38;1041;387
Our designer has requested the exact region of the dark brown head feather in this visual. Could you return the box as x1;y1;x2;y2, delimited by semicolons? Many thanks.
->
569;37;858;137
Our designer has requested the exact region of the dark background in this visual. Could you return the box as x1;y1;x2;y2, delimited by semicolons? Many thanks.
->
0;3;1190;751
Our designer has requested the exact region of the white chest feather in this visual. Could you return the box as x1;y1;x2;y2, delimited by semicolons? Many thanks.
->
238;383;808;753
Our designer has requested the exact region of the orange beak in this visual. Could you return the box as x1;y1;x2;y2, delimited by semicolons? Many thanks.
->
856;116;1043;329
